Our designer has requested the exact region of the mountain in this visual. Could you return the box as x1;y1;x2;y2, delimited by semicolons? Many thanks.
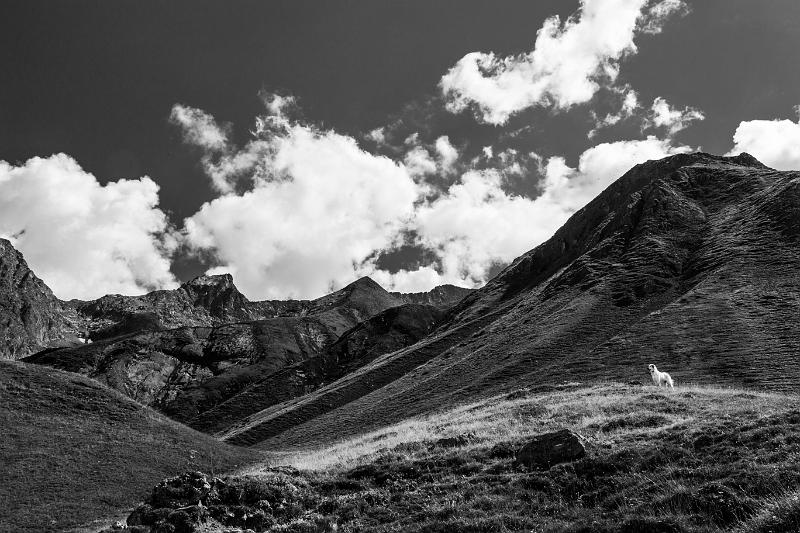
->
19;246;467;425
24;276;402;420
0;359;255;533
186;302;445;436
392;284;474;308
0;239;80;359
215;153;800;449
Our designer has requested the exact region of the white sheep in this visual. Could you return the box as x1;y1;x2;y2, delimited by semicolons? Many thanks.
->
648;364;674;389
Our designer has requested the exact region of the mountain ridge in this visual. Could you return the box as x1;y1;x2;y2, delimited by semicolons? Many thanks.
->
215;152;800;449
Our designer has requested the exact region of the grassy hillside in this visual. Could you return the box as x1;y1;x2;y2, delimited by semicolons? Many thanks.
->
122;382;800;532
217;154;800;450
0;360;258;533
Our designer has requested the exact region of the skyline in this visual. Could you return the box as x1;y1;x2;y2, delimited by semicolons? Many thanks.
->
3;0;800;300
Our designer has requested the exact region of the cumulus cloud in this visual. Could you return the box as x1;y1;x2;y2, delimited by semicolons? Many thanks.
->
541;136;690;210
440;0;687;125
170;102;279;194
0;154;177;300
180;102;420;300
170;104;229;152
376;136;692;291
175;93;695;298
434;136;459;173
727;109;800;170
647;96;705;135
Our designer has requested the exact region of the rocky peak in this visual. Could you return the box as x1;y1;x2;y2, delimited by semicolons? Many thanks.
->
180;273;251;320
393;284;474;309
0;239;77;358
183;273;237;291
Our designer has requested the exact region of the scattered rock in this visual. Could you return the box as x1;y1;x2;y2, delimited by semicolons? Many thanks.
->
434;433;474;448
515;429;586;469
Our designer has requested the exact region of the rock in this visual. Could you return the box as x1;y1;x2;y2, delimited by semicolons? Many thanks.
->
0;238;77;359
392;284;473;309
434;434;474;448
514;429;586;469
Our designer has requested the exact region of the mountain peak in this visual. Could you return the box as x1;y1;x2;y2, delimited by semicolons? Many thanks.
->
345;276;385;292
183;273;236;290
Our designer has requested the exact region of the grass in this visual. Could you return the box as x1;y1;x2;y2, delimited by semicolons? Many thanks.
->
119;382;800;532
0;360;259;533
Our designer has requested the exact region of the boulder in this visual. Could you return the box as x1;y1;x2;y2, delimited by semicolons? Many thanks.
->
434;433;473;448
514;429;585;469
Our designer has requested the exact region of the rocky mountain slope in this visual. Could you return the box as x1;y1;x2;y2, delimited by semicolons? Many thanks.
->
0;239;80;358
216;153;800;449
9;238;469;427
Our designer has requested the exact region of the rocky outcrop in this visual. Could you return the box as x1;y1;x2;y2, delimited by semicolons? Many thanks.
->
25;315;339;420
108;469;329;533
0;239;78;359
393;284;474;308
514;429;586;469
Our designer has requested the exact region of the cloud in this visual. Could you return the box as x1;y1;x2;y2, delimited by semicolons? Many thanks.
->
182;105;421;300
171;102;280;194
170;104;229;152
439;0;687;125
434;136;459;173
647;96;705;135
638;0;689;34
727;109;800;170
404;146;438;177
377;136;692;291
590;87;640;136
0;154;177;300
177;94;694;298
541;136;691;211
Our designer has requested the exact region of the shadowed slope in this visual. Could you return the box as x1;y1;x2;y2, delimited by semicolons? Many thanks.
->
219;153;800;449
187;303;445;436
25;277;453;426
0;360;256;533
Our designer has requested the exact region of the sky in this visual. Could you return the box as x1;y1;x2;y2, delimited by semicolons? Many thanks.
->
2;0;800;301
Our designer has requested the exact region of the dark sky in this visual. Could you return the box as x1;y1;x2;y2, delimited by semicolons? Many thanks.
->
2;0;800;292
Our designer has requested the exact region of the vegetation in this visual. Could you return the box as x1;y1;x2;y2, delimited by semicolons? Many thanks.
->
0;361;258;533
122;382;800;532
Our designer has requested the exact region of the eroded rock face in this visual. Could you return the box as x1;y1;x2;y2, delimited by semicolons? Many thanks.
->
113;469;331;533
187;303;445;438
393;284;474;309
514;429;586;469
0;239;78;359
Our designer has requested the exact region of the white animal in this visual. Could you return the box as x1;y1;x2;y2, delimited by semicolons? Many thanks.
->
648;364;674;388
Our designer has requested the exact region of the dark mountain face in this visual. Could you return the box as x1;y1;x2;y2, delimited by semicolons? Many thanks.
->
18;247;463;425
186;302;445;437
392;284;474;308
0;239;79;359
218;153;800;449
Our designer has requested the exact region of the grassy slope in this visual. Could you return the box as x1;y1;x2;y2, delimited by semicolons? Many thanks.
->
0;360;258;533
221;156;800;451
198;383;800;532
